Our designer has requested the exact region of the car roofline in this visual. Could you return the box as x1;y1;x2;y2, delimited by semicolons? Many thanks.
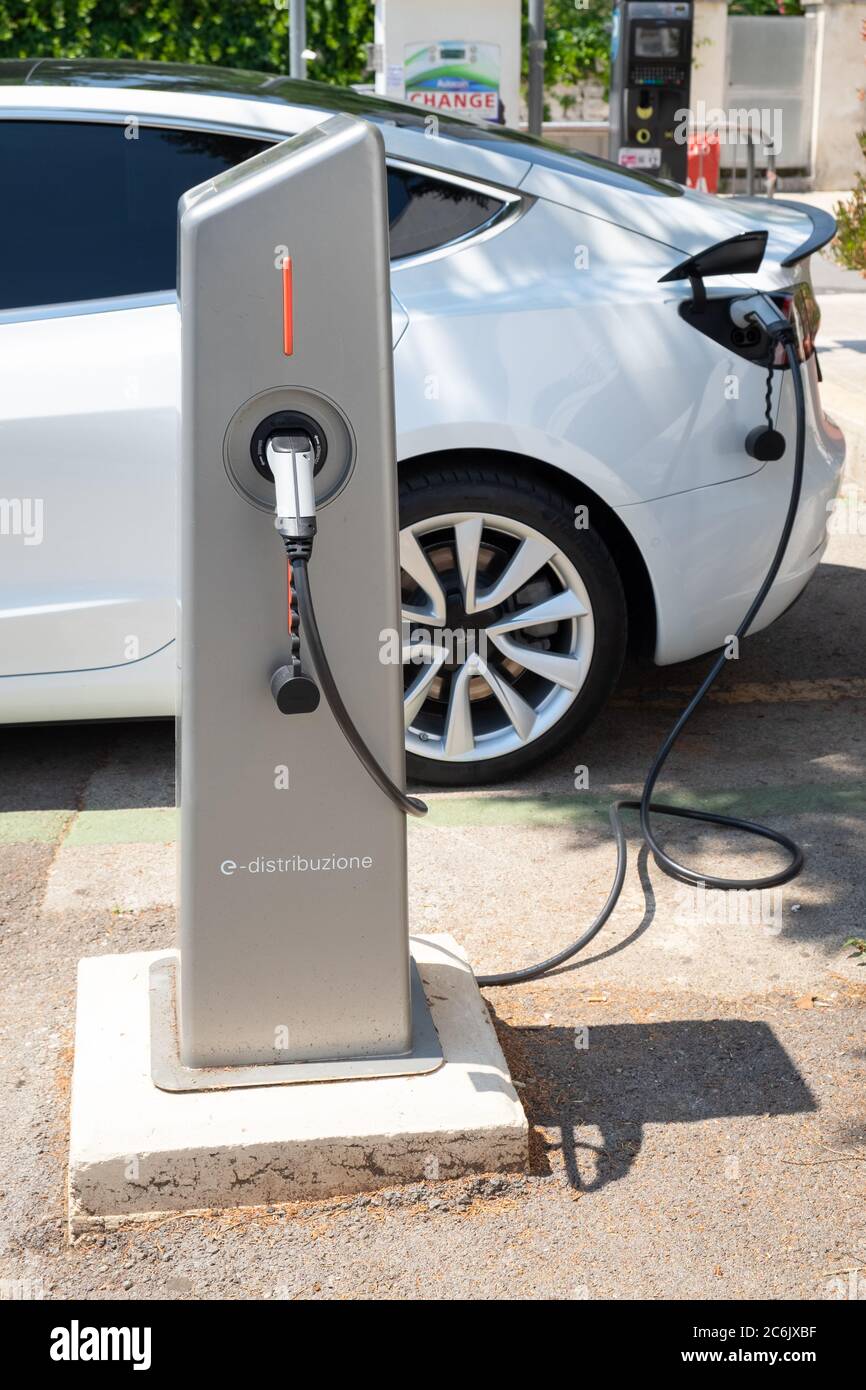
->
0;58;689;203
0;83;535;189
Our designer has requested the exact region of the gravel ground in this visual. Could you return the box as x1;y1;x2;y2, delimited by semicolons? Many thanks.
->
1;532;865;1301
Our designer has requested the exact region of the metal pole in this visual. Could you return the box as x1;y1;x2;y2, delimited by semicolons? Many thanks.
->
527;0;545;137
766;144;777;199
289;0;307;80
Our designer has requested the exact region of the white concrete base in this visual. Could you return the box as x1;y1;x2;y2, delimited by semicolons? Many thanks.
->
68;935;528;1234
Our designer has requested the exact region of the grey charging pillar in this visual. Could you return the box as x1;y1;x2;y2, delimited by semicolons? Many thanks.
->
156;116;441;1087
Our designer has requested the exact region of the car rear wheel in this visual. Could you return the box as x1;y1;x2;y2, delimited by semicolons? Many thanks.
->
399;461;628;786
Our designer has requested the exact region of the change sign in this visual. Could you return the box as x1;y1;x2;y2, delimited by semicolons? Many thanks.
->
404;41;501;120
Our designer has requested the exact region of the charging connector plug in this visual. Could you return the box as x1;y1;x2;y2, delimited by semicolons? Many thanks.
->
729;293;795;343
729;295;798;462
266;431;321;715
266;432;317;559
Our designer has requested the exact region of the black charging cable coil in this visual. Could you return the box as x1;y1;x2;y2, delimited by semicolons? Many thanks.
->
294;333;807;985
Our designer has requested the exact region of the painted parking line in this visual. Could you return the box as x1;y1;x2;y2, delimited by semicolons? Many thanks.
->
65;807;177;845
0;807;176;847
5;783;866;861
419;785;866;828
0;809;72;843
37;789;861;917
614;676;866;708
24;780;865;915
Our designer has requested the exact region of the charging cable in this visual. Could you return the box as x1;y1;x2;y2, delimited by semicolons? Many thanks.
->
479;313;807;985
273;297;809;987
291;559;428;818
266;433;426;815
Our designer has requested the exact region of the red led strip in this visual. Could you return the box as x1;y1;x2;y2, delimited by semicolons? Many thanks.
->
282;256;293;356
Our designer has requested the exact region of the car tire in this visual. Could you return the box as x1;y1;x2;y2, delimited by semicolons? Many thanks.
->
399;459;628;786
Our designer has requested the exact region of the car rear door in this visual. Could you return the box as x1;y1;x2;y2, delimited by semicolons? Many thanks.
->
0;116;268;681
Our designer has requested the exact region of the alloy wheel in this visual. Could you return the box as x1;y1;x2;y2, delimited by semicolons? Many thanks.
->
400;511;596;765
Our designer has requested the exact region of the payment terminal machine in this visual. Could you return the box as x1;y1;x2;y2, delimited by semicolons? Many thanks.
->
609;0;693;183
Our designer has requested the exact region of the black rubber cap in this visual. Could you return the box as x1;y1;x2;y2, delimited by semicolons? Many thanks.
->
745;426;786;462
270;665;320;715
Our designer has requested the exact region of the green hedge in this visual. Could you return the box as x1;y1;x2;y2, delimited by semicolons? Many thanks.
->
727;2;802;14
0;1;373;86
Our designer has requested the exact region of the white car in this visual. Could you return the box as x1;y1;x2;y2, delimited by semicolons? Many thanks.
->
0;60;844;784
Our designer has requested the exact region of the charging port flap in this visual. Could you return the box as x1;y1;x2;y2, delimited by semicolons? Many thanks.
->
658;230;768;285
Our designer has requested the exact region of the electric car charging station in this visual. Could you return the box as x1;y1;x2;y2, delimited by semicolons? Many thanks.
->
66;82;821;1227
67;115;529;1228
163;115;443;1085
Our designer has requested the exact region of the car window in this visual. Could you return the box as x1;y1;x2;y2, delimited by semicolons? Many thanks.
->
0;120;269;310
386;166;506;260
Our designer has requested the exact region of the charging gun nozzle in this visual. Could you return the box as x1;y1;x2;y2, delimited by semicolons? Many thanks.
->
266;432;317;549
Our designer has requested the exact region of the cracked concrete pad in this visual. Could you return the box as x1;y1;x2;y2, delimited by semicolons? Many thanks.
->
68;935;527;1233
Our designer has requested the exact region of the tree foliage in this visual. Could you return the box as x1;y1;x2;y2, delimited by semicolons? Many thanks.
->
727;1;802;15
0;1;374;85
532;1;613;88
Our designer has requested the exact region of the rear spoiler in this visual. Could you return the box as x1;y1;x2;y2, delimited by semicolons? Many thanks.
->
772;200;837;267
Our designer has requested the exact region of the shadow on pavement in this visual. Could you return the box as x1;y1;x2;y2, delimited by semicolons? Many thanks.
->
0;719;173;811
491;1011;817;1194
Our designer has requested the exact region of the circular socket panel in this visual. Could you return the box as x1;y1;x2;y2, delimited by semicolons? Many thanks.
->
224;385;355;513
250;410;328;483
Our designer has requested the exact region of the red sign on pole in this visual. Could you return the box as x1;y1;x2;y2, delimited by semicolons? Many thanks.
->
687;133;721;194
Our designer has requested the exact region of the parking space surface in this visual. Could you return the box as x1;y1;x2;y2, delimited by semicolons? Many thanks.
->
1;514;864;1299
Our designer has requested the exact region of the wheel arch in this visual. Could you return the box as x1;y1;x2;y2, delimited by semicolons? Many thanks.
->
397;447;657;659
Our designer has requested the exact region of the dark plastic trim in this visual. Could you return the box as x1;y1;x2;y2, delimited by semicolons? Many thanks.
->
773;200;837;267
658;230;768;284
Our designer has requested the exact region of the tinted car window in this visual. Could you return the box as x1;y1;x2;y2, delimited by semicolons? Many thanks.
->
387;167;505;260
0;120;268;310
